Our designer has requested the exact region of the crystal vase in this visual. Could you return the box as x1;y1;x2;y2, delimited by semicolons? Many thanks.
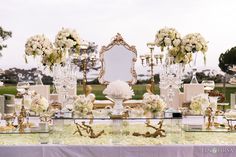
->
191;52;198;84
112;97;124;115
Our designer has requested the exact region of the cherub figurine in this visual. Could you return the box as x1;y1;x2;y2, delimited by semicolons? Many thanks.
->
205;107;213;129
85;85;95;103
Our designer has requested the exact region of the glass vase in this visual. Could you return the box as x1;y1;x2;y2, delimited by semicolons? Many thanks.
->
191;52;198;84
112;97;124;115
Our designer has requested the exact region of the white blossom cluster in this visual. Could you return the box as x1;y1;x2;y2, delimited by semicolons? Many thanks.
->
142;93;166;113
181;33;208;54
30;94;49;114
25;34;53;56
54;28;80;50
190;94;210;114
155;27;208;65
73;95;94;116
155;27;181;51
41;48;66;68
168;46;193;64
103;80;134;99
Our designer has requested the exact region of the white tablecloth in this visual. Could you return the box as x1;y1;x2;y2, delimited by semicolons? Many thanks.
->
0;145;236;157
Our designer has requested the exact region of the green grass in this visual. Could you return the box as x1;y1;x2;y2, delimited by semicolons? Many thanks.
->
0;84;235;103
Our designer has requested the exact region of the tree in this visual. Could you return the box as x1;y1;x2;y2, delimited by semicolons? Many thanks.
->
219;46;236;74
0;26;12;56
218;46;236;97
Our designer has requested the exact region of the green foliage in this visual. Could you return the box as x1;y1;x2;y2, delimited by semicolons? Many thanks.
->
219;46;236;74
0;26;12;55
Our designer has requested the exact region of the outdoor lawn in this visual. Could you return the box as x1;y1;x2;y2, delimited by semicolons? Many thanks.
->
0;84;235;103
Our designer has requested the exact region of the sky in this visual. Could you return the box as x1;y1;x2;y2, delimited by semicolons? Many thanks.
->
1;0;236;76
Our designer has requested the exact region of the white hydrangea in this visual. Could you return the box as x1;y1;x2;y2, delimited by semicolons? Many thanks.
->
103;80;134;99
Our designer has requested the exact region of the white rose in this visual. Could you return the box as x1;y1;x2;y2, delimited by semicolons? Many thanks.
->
173;39;181;47
164;38;171;46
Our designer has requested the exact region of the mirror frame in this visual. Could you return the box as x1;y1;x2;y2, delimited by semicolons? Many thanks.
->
98;33;137;85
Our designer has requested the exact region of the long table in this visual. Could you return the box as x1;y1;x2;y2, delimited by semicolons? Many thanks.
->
0;144;236;157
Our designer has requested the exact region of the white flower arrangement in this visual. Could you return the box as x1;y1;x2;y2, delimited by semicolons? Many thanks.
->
41;48;66;69
73;95;93;116
181;33;208;63
30;95;49;114
168;46;193;64
103;80;134;99
155;27;181;51
142;93;166;114
25;34;53;57
190;94;210;114
54;28;80;50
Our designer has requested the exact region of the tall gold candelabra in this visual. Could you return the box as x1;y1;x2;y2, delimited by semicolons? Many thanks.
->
140;42;163;93
79;41;98;95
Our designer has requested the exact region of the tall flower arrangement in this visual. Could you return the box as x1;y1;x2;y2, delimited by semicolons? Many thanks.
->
25;28;81;69
54;28;80;51
155;27;181;51
25;34;53;57
168;46;193;64
155;27;208;65
181;33;208;64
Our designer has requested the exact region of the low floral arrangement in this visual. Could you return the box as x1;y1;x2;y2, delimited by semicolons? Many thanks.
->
25;34;53;57
54;28;80;51
103;80;134;99
155;27;181;51
73;95;93;116
142;93;166;114
30;94;49;114
190;94;210;114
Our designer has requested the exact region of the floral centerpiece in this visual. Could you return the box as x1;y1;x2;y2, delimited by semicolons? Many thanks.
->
190;94;210;114
73;95;93;117
155;27;181;51
41;48;66;68
54;28;80;52
25;34;66;70
142;94;166;116
181;33;208;63
168;46;193;64
103;80;134;115
25;34;53;58
30;94;49;115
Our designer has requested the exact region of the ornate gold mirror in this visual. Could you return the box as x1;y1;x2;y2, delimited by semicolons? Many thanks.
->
98;33;137;85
